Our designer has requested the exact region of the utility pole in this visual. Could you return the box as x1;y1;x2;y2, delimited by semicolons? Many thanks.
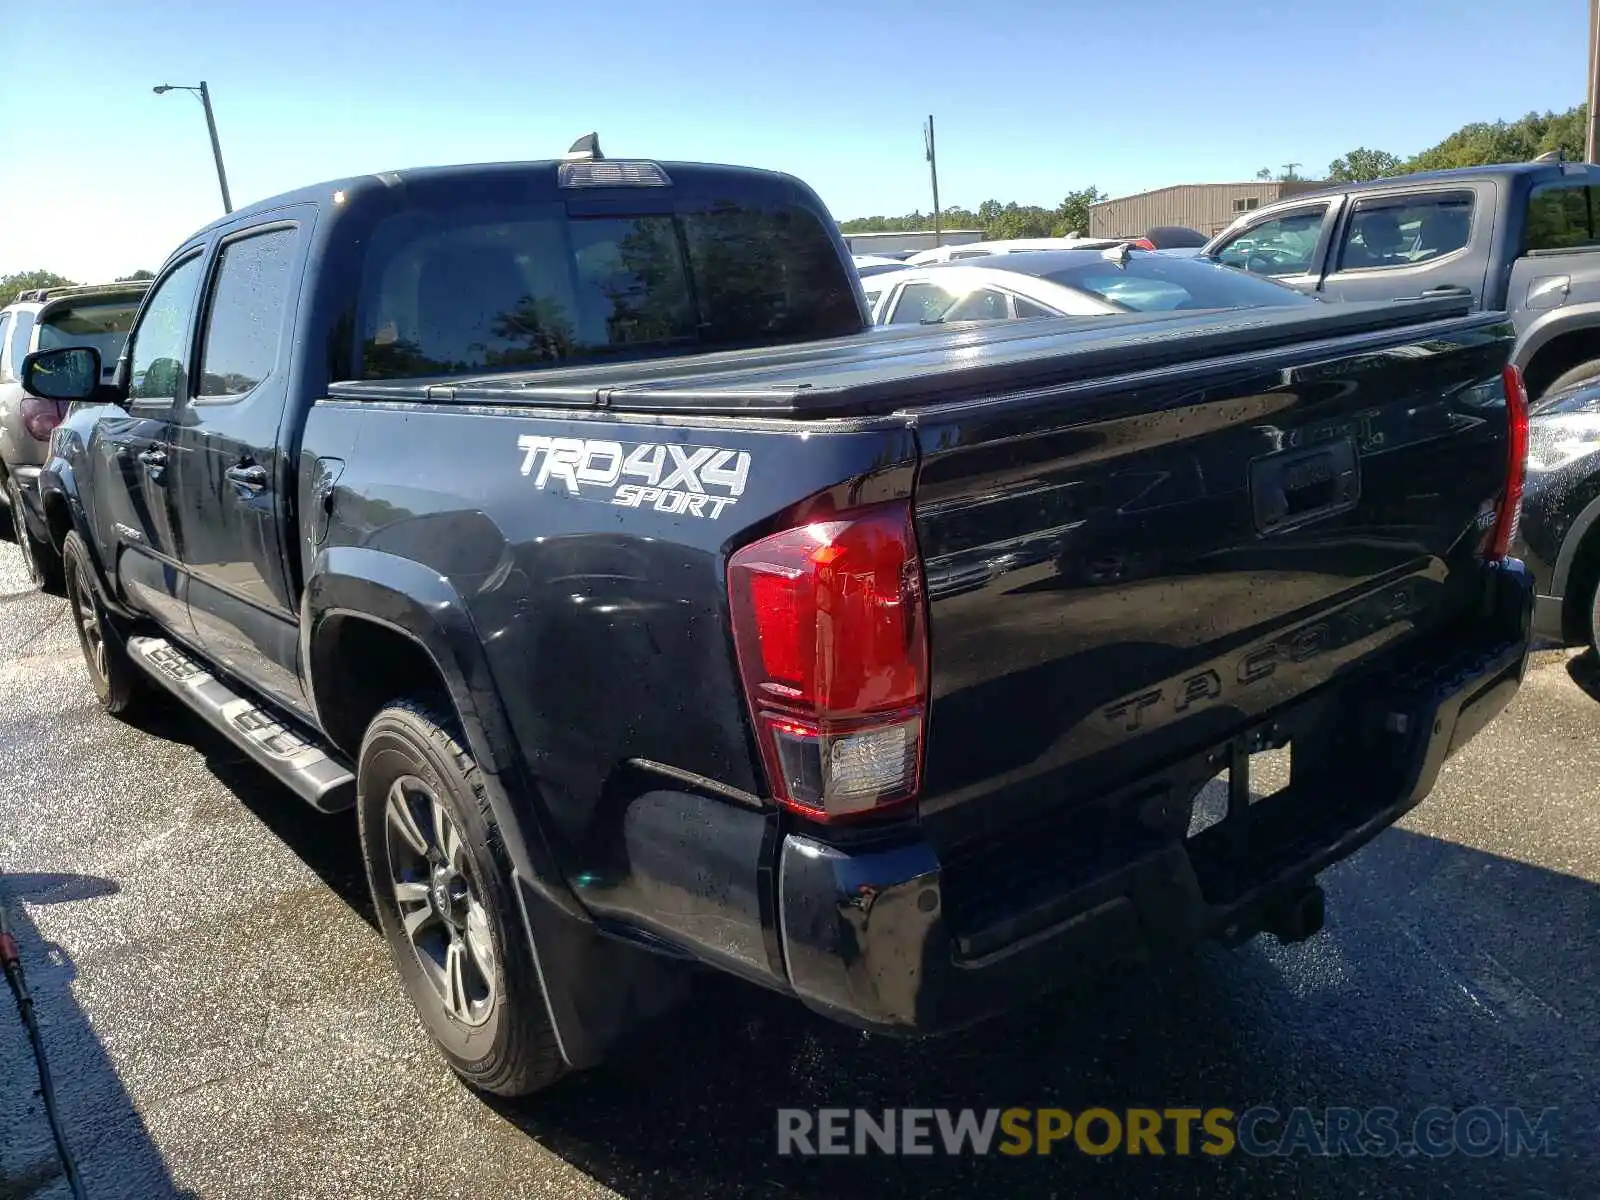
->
924;115;942;246
1588;0;1600;162
1282;161;1302;181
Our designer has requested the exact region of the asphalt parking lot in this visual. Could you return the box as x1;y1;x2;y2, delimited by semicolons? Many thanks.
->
1;534;1597;1200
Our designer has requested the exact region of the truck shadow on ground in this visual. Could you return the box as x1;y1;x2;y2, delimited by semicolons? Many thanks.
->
0;874;201;1200
488;828;1600;1200
120;703;376;928
118;704;1600;1200
1566;648;1600;702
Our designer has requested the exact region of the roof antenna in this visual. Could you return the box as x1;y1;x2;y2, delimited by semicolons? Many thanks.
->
565;132;603;161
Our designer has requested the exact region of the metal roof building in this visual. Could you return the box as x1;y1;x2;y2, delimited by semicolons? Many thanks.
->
840;229;986;255
1089;181;1329;239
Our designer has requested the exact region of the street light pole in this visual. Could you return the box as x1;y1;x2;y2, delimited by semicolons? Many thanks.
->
1587;0;1600;163
924;115;942;247
153;81;233;214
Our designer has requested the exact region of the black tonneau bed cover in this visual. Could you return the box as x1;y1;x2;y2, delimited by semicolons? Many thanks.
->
328;294;1494;418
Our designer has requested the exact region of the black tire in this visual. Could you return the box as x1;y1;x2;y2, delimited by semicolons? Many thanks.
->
1588;573;1600;658
61;531;143;715
357;702;564;1097
1539;358;1600;401
7;474;63;592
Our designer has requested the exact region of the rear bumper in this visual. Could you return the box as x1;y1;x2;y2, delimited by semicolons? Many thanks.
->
777;558;1533;1034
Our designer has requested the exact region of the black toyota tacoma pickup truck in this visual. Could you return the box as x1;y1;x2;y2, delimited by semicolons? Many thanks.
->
23;141;1533;1098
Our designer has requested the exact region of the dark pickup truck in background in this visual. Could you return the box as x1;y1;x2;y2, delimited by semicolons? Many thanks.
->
1205;160;1600;400
22;140;1533;1098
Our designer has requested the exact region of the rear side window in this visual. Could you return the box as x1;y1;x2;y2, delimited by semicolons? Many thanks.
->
0;313;10;379
37;298;141;382
1335;191;1473;270
198;227;299;397
1524;181;1600;251
887;282;957;324
8;310;36;376
357;199;860;379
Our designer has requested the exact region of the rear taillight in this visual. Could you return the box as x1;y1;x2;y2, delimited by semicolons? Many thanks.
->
20;397;64;442
727;500;930;822
1127;237;1157;251
1488;363;1529;560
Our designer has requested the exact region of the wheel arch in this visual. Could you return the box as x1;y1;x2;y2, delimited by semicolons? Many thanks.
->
1553;493;1600;644
302;546;690;1071
37;462;129;616
1515;307;1600;398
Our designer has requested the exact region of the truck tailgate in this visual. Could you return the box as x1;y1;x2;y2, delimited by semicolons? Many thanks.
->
909;314;1516;855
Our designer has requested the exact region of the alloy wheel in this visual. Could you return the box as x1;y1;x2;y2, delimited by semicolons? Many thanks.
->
67;558;108;685
10;489;40;585
384;776;498;1027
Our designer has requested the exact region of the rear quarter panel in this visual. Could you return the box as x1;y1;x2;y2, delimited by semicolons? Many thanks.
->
301;397;916;892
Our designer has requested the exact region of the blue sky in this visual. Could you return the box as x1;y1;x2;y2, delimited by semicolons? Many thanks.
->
0;0;1587;281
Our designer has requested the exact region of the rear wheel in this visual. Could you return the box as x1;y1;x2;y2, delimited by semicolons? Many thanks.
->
1589;573;1600;657
7;474;62;591
357;702;565;1097
61;532;143;715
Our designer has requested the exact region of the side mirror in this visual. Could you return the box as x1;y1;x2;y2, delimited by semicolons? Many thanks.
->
21;347;103;402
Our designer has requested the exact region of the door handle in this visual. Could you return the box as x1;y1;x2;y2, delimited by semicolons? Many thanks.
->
225;463;269;493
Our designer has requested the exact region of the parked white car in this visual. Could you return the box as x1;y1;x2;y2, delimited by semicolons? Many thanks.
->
862;248;1315;326
852;254;913;278
903;235;1152;267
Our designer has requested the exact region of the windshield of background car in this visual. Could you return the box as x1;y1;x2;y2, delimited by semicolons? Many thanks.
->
37;298;142;375
1042;256;1315;312
356;199;862;379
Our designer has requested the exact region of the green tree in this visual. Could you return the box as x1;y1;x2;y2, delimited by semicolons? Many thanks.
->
1;269;76;297
1052;186;1106;236
1327;147;1404;182
116;269;155;281
1403;105;1586;171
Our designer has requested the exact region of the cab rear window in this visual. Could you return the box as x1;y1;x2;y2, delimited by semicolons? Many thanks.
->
1524;181;1600;252
357;200;860;379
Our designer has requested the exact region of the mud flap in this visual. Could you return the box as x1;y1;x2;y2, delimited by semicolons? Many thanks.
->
513;873;691;1070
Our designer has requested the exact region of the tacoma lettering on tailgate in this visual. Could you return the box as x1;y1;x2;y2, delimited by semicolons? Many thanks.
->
516;435;751;519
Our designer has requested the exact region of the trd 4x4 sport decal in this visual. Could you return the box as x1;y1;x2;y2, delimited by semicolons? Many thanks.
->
517;435;751;520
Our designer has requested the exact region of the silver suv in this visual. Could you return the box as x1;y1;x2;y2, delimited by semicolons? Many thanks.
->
0;281;148;586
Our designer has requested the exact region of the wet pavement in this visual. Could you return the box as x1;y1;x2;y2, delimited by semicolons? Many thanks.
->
1;532;1597;1199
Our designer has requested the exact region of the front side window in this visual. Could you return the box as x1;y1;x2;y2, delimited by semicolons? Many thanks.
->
1214;207;1328;276
357;198;860;380
198;228;299;398
0;313;11;379
1335;191;1474;270
1524;181;1600;252
38;298;141;383
944;288;1010;322
887;282;958;324
127;256;204;402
